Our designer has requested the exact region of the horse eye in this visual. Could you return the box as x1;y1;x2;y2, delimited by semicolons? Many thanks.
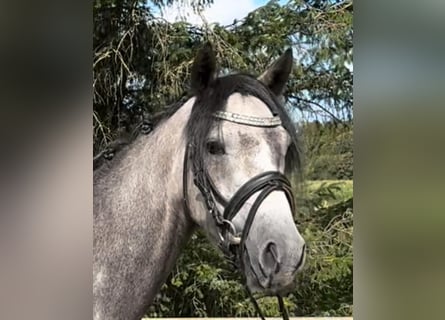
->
206;141;225;155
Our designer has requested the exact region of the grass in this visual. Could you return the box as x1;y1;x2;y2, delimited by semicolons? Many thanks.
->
297;180;353;211
306;180;353;201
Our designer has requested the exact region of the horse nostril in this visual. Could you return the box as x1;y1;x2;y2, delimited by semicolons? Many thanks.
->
267;242;281;273
260;242;281;278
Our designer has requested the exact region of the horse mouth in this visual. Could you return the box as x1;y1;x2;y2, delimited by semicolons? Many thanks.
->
245;244;306;296
247;268;297;296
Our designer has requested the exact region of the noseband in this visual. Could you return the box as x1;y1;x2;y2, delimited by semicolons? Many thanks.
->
183;110;295;320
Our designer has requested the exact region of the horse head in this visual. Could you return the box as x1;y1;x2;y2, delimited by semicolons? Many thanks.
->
184;44;306;296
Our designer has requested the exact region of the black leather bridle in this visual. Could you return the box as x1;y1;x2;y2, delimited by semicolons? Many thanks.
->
183;111;296;320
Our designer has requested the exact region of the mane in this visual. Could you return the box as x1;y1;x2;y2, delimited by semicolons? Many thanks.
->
186;73;301;179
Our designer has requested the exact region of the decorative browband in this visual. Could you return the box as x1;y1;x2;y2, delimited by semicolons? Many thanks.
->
213;111;282;127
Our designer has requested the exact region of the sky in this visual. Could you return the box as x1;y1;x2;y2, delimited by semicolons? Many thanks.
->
159;0;286;25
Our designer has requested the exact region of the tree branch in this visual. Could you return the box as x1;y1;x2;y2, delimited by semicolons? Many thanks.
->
289;95;342;123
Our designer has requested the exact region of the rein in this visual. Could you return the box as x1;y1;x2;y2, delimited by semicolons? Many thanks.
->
183;111;294;320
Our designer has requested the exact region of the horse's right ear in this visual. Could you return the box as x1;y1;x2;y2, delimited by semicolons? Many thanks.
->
190;43;216;95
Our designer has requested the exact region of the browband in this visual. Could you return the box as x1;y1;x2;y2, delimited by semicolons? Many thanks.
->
214;111;282;127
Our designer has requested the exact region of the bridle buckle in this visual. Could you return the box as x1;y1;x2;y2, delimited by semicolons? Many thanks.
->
217;219;241;249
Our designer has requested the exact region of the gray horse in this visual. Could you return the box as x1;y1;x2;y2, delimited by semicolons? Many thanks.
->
94;44;306;320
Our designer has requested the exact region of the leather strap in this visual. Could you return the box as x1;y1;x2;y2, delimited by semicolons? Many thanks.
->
224;171;293;221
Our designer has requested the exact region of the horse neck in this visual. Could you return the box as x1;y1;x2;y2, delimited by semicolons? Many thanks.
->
94;98;196;320
128;98;197;267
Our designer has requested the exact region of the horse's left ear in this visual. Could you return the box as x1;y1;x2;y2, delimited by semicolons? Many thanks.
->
191;42;217;95
258;49;293;96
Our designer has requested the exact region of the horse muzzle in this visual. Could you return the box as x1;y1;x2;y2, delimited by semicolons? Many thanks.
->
246;239;306;295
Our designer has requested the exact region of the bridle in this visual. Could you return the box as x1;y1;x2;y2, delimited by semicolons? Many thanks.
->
183;110;296;320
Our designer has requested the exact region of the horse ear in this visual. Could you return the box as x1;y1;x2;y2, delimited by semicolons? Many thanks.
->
258;49;293;96
191;43;217;95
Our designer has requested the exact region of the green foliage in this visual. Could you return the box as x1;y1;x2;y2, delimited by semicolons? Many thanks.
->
294;180;353;316
298;180;353;214
303;122;353;180
295;199;353;316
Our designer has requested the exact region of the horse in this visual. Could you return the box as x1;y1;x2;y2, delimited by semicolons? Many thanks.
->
93;44;306;320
